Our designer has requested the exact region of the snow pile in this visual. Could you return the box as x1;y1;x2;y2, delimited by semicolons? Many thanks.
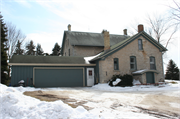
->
92;80;180;92
133;79;141;85
112;78;121;86
0;84;97;119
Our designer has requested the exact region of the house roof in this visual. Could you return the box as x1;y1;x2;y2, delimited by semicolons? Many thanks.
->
9;55;86;64
90;31;168;62
61;31;129;54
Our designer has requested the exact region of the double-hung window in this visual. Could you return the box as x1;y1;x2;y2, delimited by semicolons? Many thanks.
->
150;57;156;70
138;39;143;50
130;56;137;70
114;58;119;70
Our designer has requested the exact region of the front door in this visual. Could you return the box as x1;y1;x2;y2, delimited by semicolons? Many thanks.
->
146;72;155;84
87;68;94;86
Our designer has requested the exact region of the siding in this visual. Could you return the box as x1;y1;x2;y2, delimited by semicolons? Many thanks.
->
11;66;96;87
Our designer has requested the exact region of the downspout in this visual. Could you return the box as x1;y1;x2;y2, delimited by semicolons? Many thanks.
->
96;60;100;84
161;51;165;81
73;44;75;56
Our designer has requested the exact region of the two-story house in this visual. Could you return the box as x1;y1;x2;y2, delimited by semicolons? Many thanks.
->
9;24;167;87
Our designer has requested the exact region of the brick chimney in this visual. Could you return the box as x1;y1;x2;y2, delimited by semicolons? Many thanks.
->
123;29;127;35
68;24;71;31
102;30;110;51
138;24;144;33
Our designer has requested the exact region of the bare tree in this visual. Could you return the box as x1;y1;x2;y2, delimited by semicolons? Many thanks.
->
5;22;26;80
168;0;180;25
5;21;26;59
128;14;177;48
146;14;177;48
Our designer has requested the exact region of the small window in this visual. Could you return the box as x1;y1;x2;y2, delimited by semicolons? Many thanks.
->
89;70;92;76
150;57;156;70
130;56;137;70
114;58;119;70
138;39;143;50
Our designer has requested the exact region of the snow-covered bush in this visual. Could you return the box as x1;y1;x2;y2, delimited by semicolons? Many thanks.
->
108;74;133;87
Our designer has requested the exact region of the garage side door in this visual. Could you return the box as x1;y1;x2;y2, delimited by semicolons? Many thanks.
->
34;68;84;87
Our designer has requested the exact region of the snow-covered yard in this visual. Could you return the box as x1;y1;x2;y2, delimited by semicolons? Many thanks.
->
1;80;180;119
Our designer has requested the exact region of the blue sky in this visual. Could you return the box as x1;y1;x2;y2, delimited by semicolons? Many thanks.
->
1;0;180;69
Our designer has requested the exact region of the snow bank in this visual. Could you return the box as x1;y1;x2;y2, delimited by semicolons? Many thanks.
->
0;84;97;119
92;80;180;92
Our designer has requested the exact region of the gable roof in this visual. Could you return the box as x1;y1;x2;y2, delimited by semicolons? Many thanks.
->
9;55;87;65
90;31;167;62
61;31;129;54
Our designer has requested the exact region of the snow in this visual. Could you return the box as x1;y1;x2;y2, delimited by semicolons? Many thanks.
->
169;103;180;108
1;80;180;119
84;53;101;64
132;69;148;74
133;79;141;85
91;80;180;93
0;84;97;119
18;80;24;83
112;78;121;86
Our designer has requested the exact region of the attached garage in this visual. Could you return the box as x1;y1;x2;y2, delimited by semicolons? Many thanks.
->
34;67;85;87
9;55;96;87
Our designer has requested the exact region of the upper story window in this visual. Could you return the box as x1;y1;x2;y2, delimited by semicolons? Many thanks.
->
138;39;143;50
114;58;119;70
130;56;137;70
150;56;156;70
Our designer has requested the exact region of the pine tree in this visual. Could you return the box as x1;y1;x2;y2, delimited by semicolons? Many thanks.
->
26;40;35;55
1;14;9;84
165;59;179;80
51;43;61;56
36;43;43;55
14;40;24;55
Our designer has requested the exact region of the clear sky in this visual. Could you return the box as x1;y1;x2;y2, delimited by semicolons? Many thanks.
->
1;0;180;70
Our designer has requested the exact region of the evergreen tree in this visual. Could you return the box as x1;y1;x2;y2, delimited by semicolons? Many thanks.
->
1;14;9;84
36;43;43;55
26;40;35;55
51;43;61;56
165;59;179;80
14;40;24;55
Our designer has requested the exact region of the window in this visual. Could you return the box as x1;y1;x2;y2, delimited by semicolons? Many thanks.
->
114;58;119;70
138;39;143;50
130;56;137;70
69;49;70;56
150;57;156;70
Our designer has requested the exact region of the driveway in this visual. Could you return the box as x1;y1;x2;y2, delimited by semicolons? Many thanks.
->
24;87;180;119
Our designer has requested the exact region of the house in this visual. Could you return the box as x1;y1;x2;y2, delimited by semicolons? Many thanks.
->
9;24;167;87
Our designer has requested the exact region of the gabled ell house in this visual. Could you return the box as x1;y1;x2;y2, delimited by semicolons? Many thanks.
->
61;24;167;84
9;24;167;87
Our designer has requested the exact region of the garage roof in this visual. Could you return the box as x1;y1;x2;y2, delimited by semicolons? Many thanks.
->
9;55;86;64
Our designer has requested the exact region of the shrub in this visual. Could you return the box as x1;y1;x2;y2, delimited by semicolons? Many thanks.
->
108;74;133;87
